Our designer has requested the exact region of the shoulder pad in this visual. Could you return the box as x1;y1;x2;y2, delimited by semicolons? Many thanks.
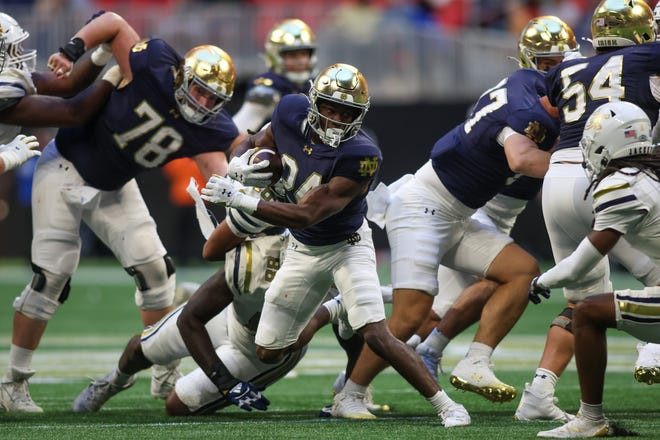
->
245;84;281;105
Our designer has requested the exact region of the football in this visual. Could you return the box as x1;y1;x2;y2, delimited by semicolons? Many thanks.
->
248;148;283;184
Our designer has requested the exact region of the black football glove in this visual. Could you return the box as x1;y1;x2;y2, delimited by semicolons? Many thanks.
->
528;276;551;304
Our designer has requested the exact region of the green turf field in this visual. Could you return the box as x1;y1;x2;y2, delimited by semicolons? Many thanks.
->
0;260;658;439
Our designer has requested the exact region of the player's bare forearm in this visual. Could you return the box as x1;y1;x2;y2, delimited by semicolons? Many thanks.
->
4;80;113;127
177;271;234;375
202;221;245;261
33;54;104;97
252;177;368;229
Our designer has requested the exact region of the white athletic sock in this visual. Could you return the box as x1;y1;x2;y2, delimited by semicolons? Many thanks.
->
530;368;558;395
8;344;34;372
406;334;422;348
341;378;367;394
424;328;450;355
579;400;604;421
427;390;453;413
465;341;493;361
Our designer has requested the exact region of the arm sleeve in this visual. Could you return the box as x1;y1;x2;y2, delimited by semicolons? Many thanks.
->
537;237;606;289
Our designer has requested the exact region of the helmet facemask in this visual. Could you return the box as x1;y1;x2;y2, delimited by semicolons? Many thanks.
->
307;63;370;148
0;13;36;72
174;45;235;125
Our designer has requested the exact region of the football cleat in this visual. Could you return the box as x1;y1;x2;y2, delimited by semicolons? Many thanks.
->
537;411;610;438
450;357;517;403
0;368;43;413
331;370;390;413
331;390;376;419
151;363;182;399
72;370;136;413
633;342;660;385
439;401;471;427
416;342;441;381
515;383;574;422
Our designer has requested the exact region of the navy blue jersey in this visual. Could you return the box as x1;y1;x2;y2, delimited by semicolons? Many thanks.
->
547;42;660;151
430;69;558;209
500;175;543;201
270;94;381;246
56;38;238;191
246;70;311;101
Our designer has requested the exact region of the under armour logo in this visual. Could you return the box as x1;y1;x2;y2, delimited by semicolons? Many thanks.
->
222;188;232;197
424;207;436;215
534;374;548;379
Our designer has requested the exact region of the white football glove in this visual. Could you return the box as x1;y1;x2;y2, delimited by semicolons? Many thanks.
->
201;174;260;214
0;134;40;171
227;148;273;187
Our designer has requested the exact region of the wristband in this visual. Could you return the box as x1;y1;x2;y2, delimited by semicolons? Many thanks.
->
208;360;239;392
233;192;260;215
59;37;86;62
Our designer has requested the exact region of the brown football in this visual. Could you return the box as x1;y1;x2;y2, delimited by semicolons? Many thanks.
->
248;148;283;184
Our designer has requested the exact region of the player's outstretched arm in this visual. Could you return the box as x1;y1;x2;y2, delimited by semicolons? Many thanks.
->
0;69;119;127
48;11;140;83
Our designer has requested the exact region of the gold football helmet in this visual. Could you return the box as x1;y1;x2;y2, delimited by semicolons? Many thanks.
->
518;16;579;71
264;18;317;84
654;1;660;40
0;12;36;72
591;0;655;50
307;63;369;148
174;45;235;125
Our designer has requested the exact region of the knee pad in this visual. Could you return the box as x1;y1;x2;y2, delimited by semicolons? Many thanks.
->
550;306;573;333
13;264;71;321
127;256;176;310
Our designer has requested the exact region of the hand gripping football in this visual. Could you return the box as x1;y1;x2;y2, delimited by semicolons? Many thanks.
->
248;148;283;184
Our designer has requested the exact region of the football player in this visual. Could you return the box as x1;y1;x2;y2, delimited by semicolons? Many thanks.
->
517;0;660;421
300;15;574;417
72;185;292;414
0;12;125;413
232;18;316;135
0;11;118;176
0;11;242;413
531;101;659;438
201;63;471;427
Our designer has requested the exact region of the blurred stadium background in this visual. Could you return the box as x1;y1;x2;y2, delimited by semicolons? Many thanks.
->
0;0;615;265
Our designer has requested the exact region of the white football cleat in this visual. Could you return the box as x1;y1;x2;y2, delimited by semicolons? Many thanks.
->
537;412;610;438
439;401;471;427
450;357;517;402
633;342;660;385
331;371;390;412
332;390;376;419
151;363;182;399
0;368;43;413
72;370;136;413
515;383;574;422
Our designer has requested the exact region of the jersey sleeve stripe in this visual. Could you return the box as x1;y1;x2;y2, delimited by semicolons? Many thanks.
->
593;182;631;199
594;194;637;213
